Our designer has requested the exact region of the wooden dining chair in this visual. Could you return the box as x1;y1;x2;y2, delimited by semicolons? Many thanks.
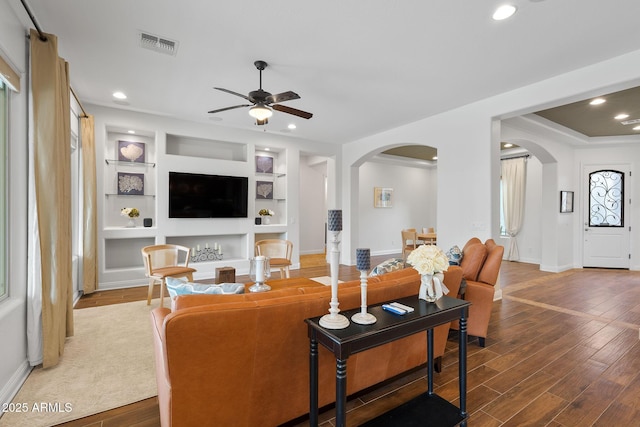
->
401;230;419;260
141;244;197;306
254;239;293;278
422;227;437;245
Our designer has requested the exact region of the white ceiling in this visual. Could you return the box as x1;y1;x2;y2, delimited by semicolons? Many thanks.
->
15;0;640;145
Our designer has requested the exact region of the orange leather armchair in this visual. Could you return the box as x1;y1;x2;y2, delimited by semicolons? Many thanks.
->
451;238;504;347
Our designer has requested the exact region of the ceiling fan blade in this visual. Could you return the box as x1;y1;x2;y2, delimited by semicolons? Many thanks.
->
266;91;300;104
214;87;253;102
272;104;313;119
207;104;250;114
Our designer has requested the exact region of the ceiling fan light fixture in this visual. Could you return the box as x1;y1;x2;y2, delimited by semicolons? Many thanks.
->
249;103;273;121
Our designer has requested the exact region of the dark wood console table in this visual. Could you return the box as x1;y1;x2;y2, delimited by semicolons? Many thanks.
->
305;295;470;427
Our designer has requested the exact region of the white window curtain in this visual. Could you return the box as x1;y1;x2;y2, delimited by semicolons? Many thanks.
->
501;157;527;261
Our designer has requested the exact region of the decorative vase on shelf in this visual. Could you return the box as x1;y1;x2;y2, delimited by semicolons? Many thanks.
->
262;216;271;225
126;218;136;228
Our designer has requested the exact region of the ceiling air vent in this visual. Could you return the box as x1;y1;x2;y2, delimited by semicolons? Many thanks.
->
621;118;640;126
139;31;178;56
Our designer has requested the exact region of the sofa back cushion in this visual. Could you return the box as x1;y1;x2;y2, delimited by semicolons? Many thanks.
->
460;241;488;281
477;242;504;286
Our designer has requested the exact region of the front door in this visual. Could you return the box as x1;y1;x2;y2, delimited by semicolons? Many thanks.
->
582;165;630;268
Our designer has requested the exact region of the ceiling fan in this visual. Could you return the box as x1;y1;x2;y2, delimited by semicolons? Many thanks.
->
208;60;313;125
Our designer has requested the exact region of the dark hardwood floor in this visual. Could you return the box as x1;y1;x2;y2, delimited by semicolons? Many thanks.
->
63;256;640;426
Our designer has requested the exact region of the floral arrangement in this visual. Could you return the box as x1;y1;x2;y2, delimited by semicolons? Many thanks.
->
406;244;449;276
258;209;274;217
120;207;140;218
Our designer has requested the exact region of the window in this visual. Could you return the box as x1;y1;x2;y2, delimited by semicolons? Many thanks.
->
0;81;7;300
589;170;623;227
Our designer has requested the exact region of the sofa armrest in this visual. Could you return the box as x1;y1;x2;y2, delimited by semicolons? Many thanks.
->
150;307;172;427
451;281;495;341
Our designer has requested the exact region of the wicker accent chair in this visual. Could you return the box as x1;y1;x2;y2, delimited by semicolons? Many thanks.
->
141;244;196;306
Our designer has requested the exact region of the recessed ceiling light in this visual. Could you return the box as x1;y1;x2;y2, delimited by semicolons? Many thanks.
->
493;5;517;20
633;125;640;131
589;98;606;105
503;143;514;148
127;130;136;134
288;124;296;130
614;113;629;120
432;156;438;160
264;148;270;151
112;91;127;100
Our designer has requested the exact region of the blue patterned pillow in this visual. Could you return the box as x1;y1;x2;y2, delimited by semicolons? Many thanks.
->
446;245;463;265
165;277;245;298
369;258;406;277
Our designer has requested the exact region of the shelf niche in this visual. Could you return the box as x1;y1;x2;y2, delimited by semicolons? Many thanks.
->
166;134;247;161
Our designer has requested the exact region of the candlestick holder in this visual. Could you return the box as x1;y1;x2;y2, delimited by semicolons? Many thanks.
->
249;256;271;292
190;246;223;263
319;228;349;329
351;248;376;325
351;270;377;324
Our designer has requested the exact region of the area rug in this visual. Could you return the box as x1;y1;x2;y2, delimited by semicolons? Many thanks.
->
0;299;164;427
310;276;343;286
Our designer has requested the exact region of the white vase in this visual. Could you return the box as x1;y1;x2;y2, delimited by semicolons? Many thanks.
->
262;216;271;225
419;272;446;302
419;274;437;302
126;218;136;227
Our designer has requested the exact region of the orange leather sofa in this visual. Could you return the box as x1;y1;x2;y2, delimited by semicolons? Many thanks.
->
451;238;504;347
150;266;462;427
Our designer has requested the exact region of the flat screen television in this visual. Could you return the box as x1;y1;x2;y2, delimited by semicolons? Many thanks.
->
169;171;248;218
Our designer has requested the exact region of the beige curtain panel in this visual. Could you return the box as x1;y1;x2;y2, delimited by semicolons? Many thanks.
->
501;157;527;261
30;29;74;368
81;115;98;294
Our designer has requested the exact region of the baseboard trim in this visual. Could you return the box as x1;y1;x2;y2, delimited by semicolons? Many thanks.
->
0;360;32;407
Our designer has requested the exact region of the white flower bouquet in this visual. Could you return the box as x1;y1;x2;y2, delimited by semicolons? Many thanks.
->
258;209;274;217
406;244;450;302
406;244;449;275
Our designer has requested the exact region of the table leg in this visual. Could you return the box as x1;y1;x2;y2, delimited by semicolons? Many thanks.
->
459;308;468;426
427;328;434;395
309;332;319;427
335;358;347;427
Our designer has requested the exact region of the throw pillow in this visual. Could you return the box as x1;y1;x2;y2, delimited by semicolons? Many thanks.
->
165;277;245;298
369;258;406;277
446;245;463;265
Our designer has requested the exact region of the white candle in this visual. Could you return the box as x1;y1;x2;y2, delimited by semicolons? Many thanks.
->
255;255;265;282
217;244;222;254
197;244;200;251
205;243;209;249
214;242;218;250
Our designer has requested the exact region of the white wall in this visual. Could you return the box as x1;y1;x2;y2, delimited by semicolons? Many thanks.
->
358;160;436;256
0;0;31;406
341;49;640;270
299;156;327;254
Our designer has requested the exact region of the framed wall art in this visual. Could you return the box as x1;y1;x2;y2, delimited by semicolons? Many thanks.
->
117;172;145;195
374;187;393;208
118;140;146;163
560;190;574;213
256;181;274;199
256;155;274;173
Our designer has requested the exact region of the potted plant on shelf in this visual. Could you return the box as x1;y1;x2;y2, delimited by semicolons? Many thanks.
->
258;209;274;225
121;207;140;227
